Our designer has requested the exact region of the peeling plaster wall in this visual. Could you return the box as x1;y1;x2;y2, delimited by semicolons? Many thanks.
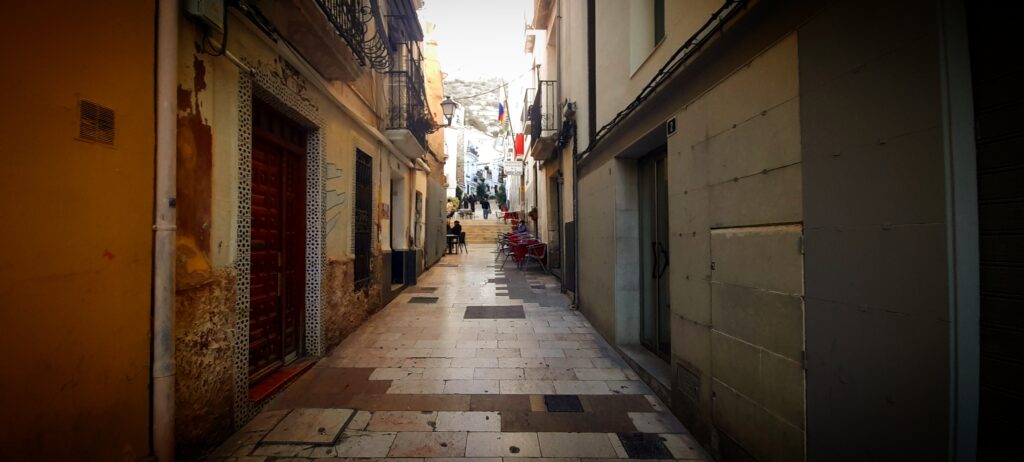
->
174;269;237;460
0;1;155;460
175;12;390;455
322;255;383;351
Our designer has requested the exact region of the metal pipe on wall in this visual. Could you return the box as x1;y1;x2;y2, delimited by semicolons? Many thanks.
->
152;0;178;459
415;158;432;172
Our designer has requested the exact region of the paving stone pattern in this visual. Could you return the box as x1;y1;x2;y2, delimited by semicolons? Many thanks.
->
208;244;708;461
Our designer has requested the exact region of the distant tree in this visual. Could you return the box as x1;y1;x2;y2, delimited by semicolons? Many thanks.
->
455;185;463;199
496;184;507;208
476;181;487;199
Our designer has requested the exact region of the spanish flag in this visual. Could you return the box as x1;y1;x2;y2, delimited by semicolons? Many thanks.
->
497;102;505;123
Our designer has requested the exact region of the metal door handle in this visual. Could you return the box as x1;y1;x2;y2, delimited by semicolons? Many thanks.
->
657;242;669;278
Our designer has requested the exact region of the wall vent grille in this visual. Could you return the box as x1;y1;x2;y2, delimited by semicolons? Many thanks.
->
79;100;115;145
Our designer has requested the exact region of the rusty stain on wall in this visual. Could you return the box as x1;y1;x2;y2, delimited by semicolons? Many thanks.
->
174;54;228;458
176;55;214;286
174;269;237;460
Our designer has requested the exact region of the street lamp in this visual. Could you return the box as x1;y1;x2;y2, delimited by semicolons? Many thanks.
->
440;96;458;126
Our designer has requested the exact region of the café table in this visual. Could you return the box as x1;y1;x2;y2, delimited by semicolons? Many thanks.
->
446;234;459;254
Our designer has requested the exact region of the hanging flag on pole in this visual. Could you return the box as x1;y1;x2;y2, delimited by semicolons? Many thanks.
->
497;102;505;123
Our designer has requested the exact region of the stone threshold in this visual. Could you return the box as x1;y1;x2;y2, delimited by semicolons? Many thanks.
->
248;359;317;402
615;344;673;406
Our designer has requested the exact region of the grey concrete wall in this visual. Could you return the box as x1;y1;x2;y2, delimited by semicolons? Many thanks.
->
667;32;805;462
580;26;807;461
798;1;952;460
578;163;618;341
579;1;961;460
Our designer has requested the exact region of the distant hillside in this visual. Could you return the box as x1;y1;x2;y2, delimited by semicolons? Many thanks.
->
444;77;505;137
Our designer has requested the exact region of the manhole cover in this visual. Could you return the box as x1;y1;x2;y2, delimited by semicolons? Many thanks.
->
463;305;526;319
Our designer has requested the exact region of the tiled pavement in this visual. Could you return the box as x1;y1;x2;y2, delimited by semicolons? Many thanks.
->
209;244;709;461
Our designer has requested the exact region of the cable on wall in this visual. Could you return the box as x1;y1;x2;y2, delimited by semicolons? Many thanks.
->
578;0;749;161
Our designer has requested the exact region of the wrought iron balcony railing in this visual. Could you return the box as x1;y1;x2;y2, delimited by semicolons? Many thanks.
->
314;0;392;71
385;41;433;149
529;80;558;141
386;70;430;148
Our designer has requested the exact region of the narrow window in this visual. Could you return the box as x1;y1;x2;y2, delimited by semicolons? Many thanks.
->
353;150;373;289
654;0;665;44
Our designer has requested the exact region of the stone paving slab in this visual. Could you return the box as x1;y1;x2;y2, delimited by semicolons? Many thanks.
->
262;408;354;445
207;244;709;461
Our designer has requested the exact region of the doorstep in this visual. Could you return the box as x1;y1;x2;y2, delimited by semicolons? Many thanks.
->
616;344;673;405
248;359;316;402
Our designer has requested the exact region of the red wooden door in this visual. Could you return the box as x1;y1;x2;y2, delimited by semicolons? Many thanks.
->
249;99;307;383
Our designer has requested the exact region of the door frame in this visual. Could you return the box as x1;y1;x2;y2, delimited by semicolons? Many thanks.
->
248;102;309;383
940;0;980;457
638;146;670;361
233;73;326;426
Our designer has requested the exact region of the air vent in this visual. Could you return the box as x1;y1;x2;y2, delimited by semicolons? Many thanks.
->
79;100;115;145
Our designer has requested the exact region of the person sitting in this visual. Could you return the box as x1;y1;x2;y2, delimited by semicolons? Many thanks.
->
452;220;463;237
515;220;528;234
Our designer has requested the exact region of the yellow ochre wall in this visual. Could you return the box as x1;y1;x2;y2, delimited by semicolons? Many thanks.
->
0;1;155;460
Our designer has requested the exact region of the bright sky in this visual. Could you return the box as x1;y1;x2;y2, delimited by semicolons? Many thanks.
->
419;0;534;80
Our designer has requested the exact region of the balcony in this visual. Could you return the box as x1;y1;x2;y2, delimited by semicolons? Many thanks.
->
385;43;433;161
528;80;558;161
254;0;389;81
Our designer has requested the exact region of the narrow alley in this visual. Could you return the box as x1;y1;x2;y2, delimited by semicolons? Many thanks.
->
3;0;1020;460
210;244;706;460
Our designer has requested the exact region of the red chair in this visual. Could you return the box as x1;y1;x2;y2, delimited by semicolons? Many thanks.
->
522;242;548;273
501;237;539;269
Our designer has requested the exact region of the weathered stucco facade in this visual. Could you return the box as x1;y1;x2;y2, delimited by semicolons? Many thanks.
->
172;4;434;456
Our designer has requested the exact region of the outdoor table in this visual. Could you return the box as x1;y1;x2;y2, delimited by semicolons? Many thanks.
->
446;234;459;254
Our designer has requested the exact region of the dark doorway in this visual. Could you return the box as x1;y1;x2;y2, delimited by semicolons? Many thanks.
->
353;150;374;289
249;98;307;383
639;147;670;360
968;3;1024;457
549;173;564;277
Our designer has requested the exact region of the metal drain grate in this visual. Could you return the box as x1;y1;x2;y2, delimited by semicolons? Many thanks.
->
544;395;583;412
617;433;673;459
409;296;439;304
464;305;526;319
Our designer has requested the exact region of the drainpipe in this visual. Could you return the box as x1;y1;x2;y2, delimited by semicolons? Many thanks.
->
415;157;431;172
152;0;178;460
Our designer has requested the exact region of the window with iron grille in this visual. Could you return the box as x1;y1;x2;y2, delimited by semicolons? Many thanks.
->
353;150;373;289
